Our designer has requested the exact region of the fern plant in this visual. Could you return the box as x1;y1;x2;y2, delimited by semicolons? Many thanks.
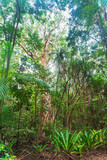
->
79;129;102;150
34;144;49;152
16;73;50;91
51;130;80;152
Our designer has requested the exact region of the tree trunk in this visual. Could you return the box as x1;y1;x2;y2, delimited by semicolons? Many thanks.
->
5;0;20;78
34;88;37;128
5;47;10;78
19;23;60;125
17;102;22;147
66;84;70;128
43;93;51;123
0;100;2;139
0;100;1;121
38;97;44;141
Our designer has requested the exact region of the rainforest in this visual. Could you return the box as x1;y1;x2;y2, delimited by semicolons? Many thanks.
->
0;0;107;160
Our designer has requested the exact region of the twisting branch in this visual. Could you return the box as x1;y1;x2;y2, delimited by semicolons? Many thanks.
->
19;42;34;57
69;78;86;105
66;84;89;127
88;35;101;44
43;25;47;40
39;21;60;66
44;21;60;52
98;65;107;78
53;77;71;123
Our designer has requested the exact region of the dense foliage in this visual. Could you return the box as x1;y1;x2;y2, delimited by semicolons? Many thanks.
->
0;0;107;159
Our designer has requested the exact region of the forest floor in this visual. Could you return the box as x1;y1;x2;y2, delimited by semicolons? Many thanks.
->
16;147;107;160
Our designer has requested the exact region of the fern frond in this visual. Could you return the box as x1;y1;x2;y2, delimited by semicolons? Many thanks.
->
0;78;8;99
16;73;50;90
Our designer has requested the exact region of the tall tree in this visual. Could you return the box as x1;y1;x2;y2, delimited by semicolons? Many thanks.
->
19;10;67;125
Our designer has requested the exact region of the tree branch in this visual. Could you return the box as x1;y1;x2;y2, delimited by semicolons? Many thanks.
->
19;42;33;57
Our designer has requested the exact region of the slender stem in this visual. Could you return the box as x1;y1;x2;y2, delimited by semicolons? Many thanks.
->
5;46;10;78
17;102;22;147
34;88;37;128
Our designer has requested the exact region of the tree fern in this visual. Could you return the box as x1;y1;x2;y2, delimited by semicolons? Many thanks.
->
16;73;50;91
